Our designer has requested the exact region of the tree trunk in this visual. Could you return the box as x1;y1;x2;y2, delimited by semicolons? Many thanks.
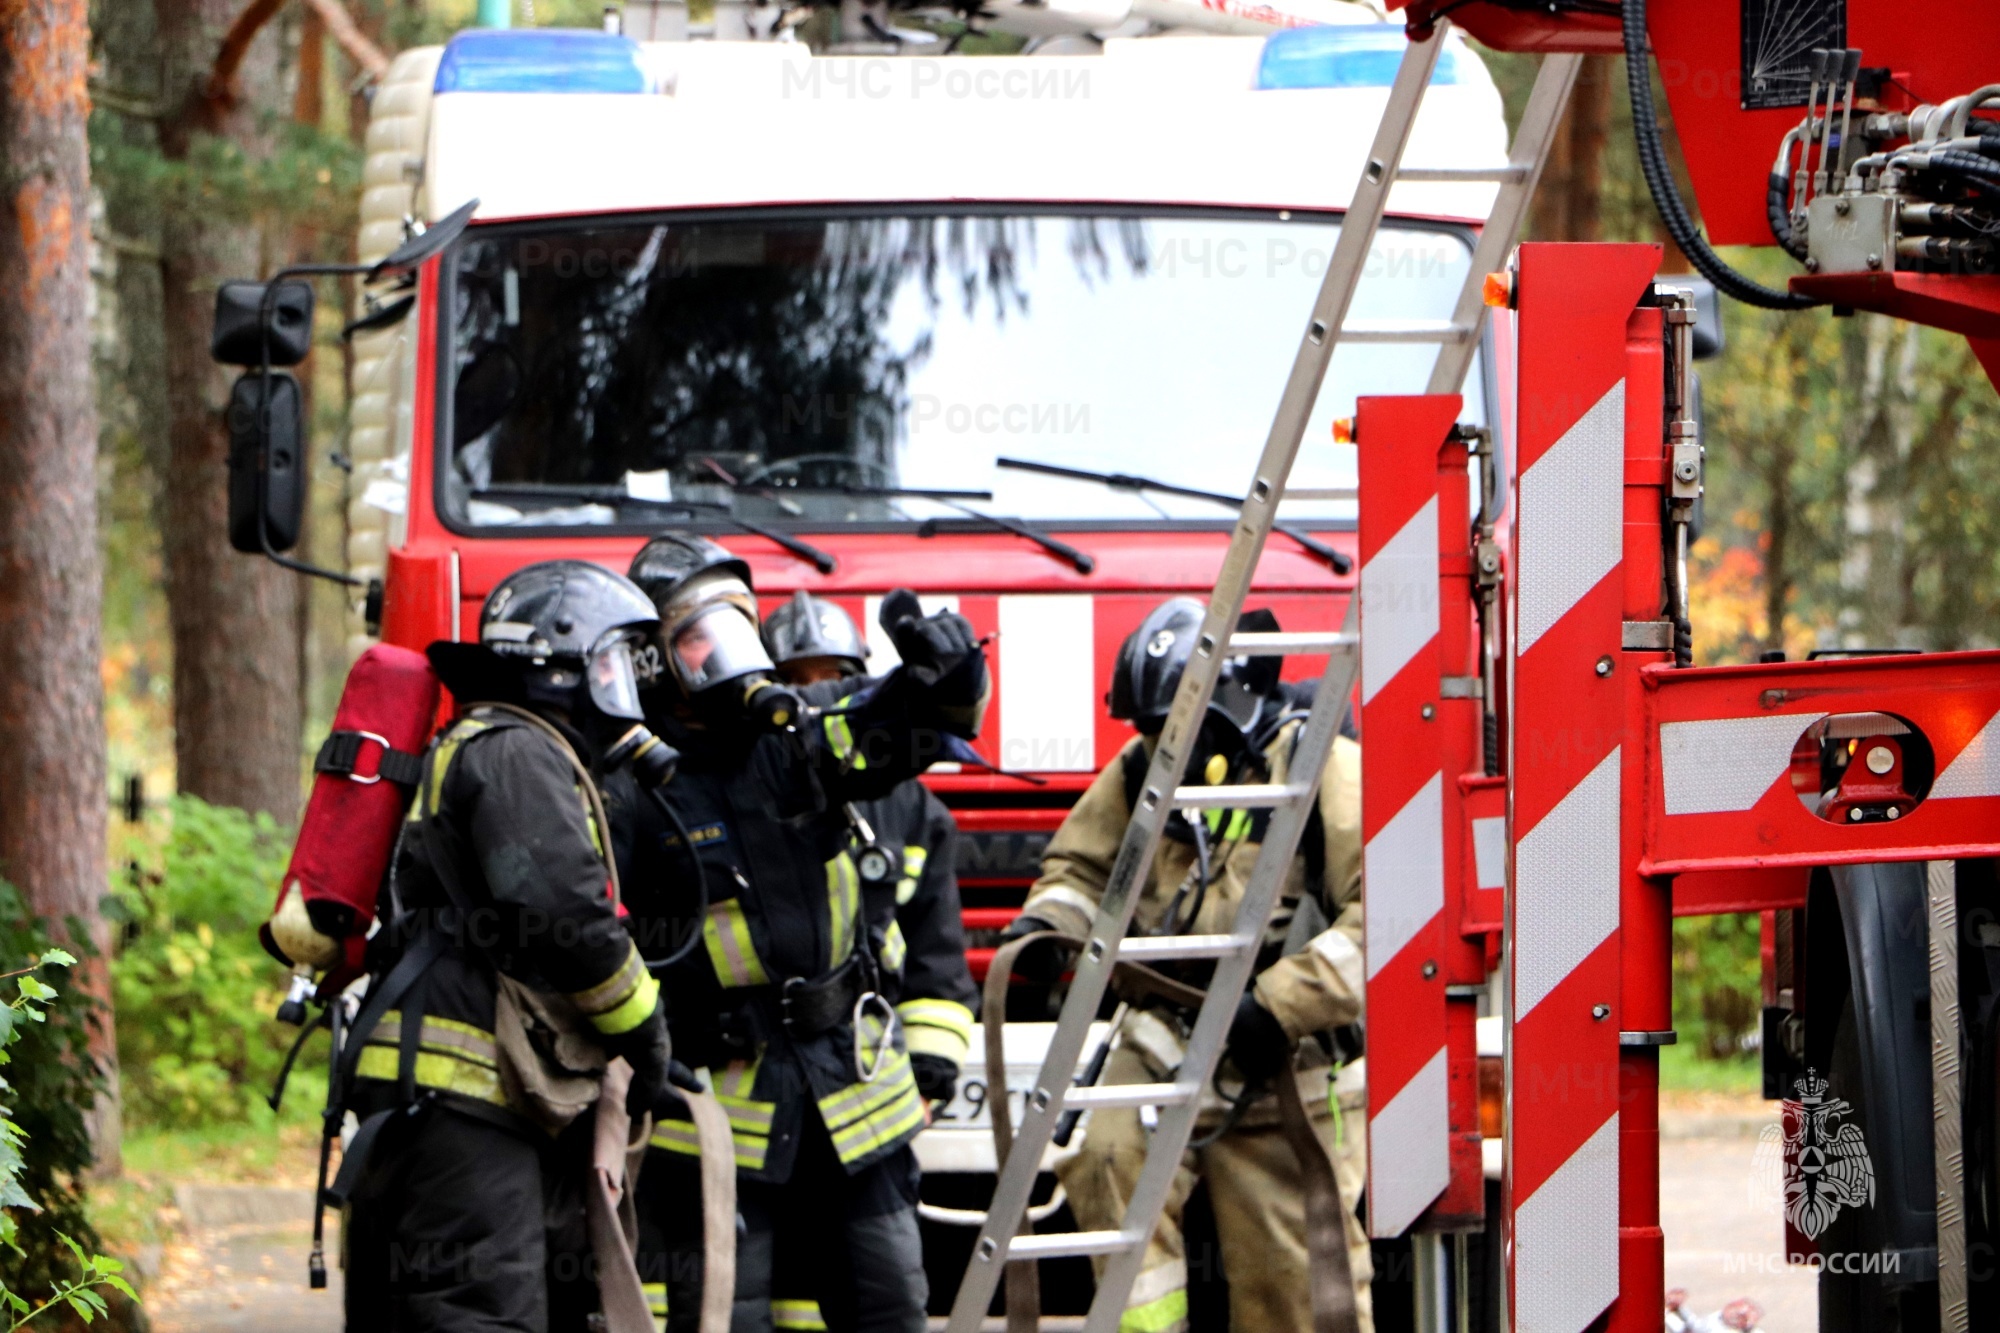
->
1529;55;1613;242
0;0;115;1160
155;0;305;824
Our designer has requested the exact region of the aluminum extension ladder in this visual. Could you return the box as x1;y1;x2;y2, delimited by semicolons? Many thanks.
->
944;24;1581;1333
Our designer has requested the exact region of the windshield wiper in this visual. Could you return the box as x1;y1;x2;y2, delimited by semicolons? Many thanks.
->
728;481;1094;573
470;485;838;574
917;499;1096;575
731;482;996;502
716;480;1093;574
996;457;1353;575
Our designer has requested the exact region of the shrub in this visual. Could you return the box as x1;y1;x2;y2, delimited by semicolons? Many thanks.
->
111;798;306;1129
1671;913;1763;1062
0;889;124;1319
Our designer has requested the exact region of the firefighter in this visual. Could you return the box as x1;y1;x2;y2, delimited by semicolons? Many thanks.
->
340;559;676;1333
761;590;980;1107
756;592;981;1333
1001;597;1372;1333
613;537;988;1333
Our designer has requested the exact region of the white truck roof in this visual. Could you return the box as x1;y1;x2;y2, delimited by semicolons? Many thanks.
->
417;27;1509;225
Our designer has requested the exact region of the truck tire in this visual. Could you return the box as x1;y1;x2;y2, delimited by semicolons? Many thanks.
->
1819;993;1939;1333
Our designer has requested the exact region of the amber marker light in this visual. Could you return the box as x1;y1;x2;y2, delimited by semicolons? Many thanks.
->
1482;270;1514;309
1331;417;1356;445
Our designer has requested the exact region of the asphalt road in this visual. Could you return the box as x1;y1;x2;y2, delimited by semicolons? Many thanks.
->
1661;1123;1819;1332
143;1119;1818;1332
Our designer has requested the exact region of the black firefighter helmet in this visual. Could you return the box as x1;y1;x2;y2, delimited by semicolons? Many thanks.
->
1109;597;1284;781
628;533;782;700
763;591;868;676
428;559;659;721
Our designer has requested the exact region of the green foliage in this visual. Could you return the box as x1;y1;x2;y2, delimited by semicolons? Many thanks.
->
111;798;311;1129
0;930;130;1328
91;118;363;259
1672;913;1764;1061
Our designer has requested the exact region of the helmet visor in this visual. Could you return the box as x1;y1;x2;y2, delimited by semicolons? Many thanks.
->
586;635;646;721
671;605;775;693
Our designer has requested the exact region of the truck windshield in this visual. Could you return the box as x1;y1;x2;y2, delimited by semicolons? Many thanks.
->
439;209;1483;530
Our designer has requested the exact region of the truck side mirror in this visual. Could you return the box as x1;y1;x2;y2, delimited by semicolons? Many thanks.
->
212;280;315;367
227;371;305;554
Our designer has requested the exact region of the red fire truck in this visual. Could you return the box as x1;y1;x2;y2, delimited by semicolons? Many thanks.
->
217;11;1518;1316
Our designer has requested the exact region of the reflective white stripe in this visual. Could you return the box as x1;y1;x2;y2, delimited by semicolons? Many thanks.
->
1364;772;1445;981
1023;883;1099;933
998;595;1098;773
1659;713;1824;815
1309;927;1365;999
1516;381;1625;654
1360;494;1439;705
1515;749;1620;1018
1126;1259;1187;1309
1513;1113;1620;1333
1471;815;1507;890
863;594;959;671
1933;709;2000;799
1368;1046;1448;1237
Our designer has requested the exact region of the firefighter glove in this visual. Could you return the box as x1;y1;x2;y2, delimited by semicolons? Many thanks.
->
879;589;979;687
912;1052;959;1105
605;1001;674;1117
1224;993;1292;1085
1000;913;1071;986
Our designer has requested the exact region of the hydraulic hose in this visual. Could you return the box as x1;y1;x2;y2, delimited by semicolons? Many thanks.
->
644;784;712;973
1622;0;1820;309
1928;149;2000;193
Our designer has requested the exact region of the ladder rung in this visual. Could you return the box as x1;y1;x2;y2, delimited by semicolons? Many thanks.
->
1396;164;1530;184
1171;783;1304;811
1339;320;1478;345
1005;1231;1139;1261
1116;933;1253;962
1227;630;1355;655
1059;1081;1199;1110
1277;487;1357;502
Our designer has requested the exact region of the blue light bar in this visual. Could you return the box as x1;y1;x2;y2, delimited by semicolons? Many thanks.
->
435;29;650;94
1256;25;1462;91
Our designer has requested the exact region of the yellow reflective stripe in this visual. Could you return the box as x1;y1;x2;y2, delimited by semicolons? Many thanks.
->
702;899;769;988
1120;1287;1189;1333
368;1011;500;1069
897;998;973;1065
589;970;660;1035
417;718;489;820
819;1051;924;1164
716;1096;775;1136
570;939;647;1014
818;1049;914;1126
644;1282;669;1322
825;852;860;970
880;920;907;973
902;1022;967;1066
773;1299;827;1331
895;846;927;905
826;1072;925;1164
895;998;974;1043
823;713;866;770
356;1044;507;1106
713;1056;760;1100
650;1115;769;1170
649;1120;703;1154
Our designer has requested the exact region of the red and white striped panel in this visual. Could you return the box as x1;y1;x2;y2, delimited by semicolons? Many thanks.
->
1506;244;1660;1332
1359;394;1463;1238
1639;650;2000;873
